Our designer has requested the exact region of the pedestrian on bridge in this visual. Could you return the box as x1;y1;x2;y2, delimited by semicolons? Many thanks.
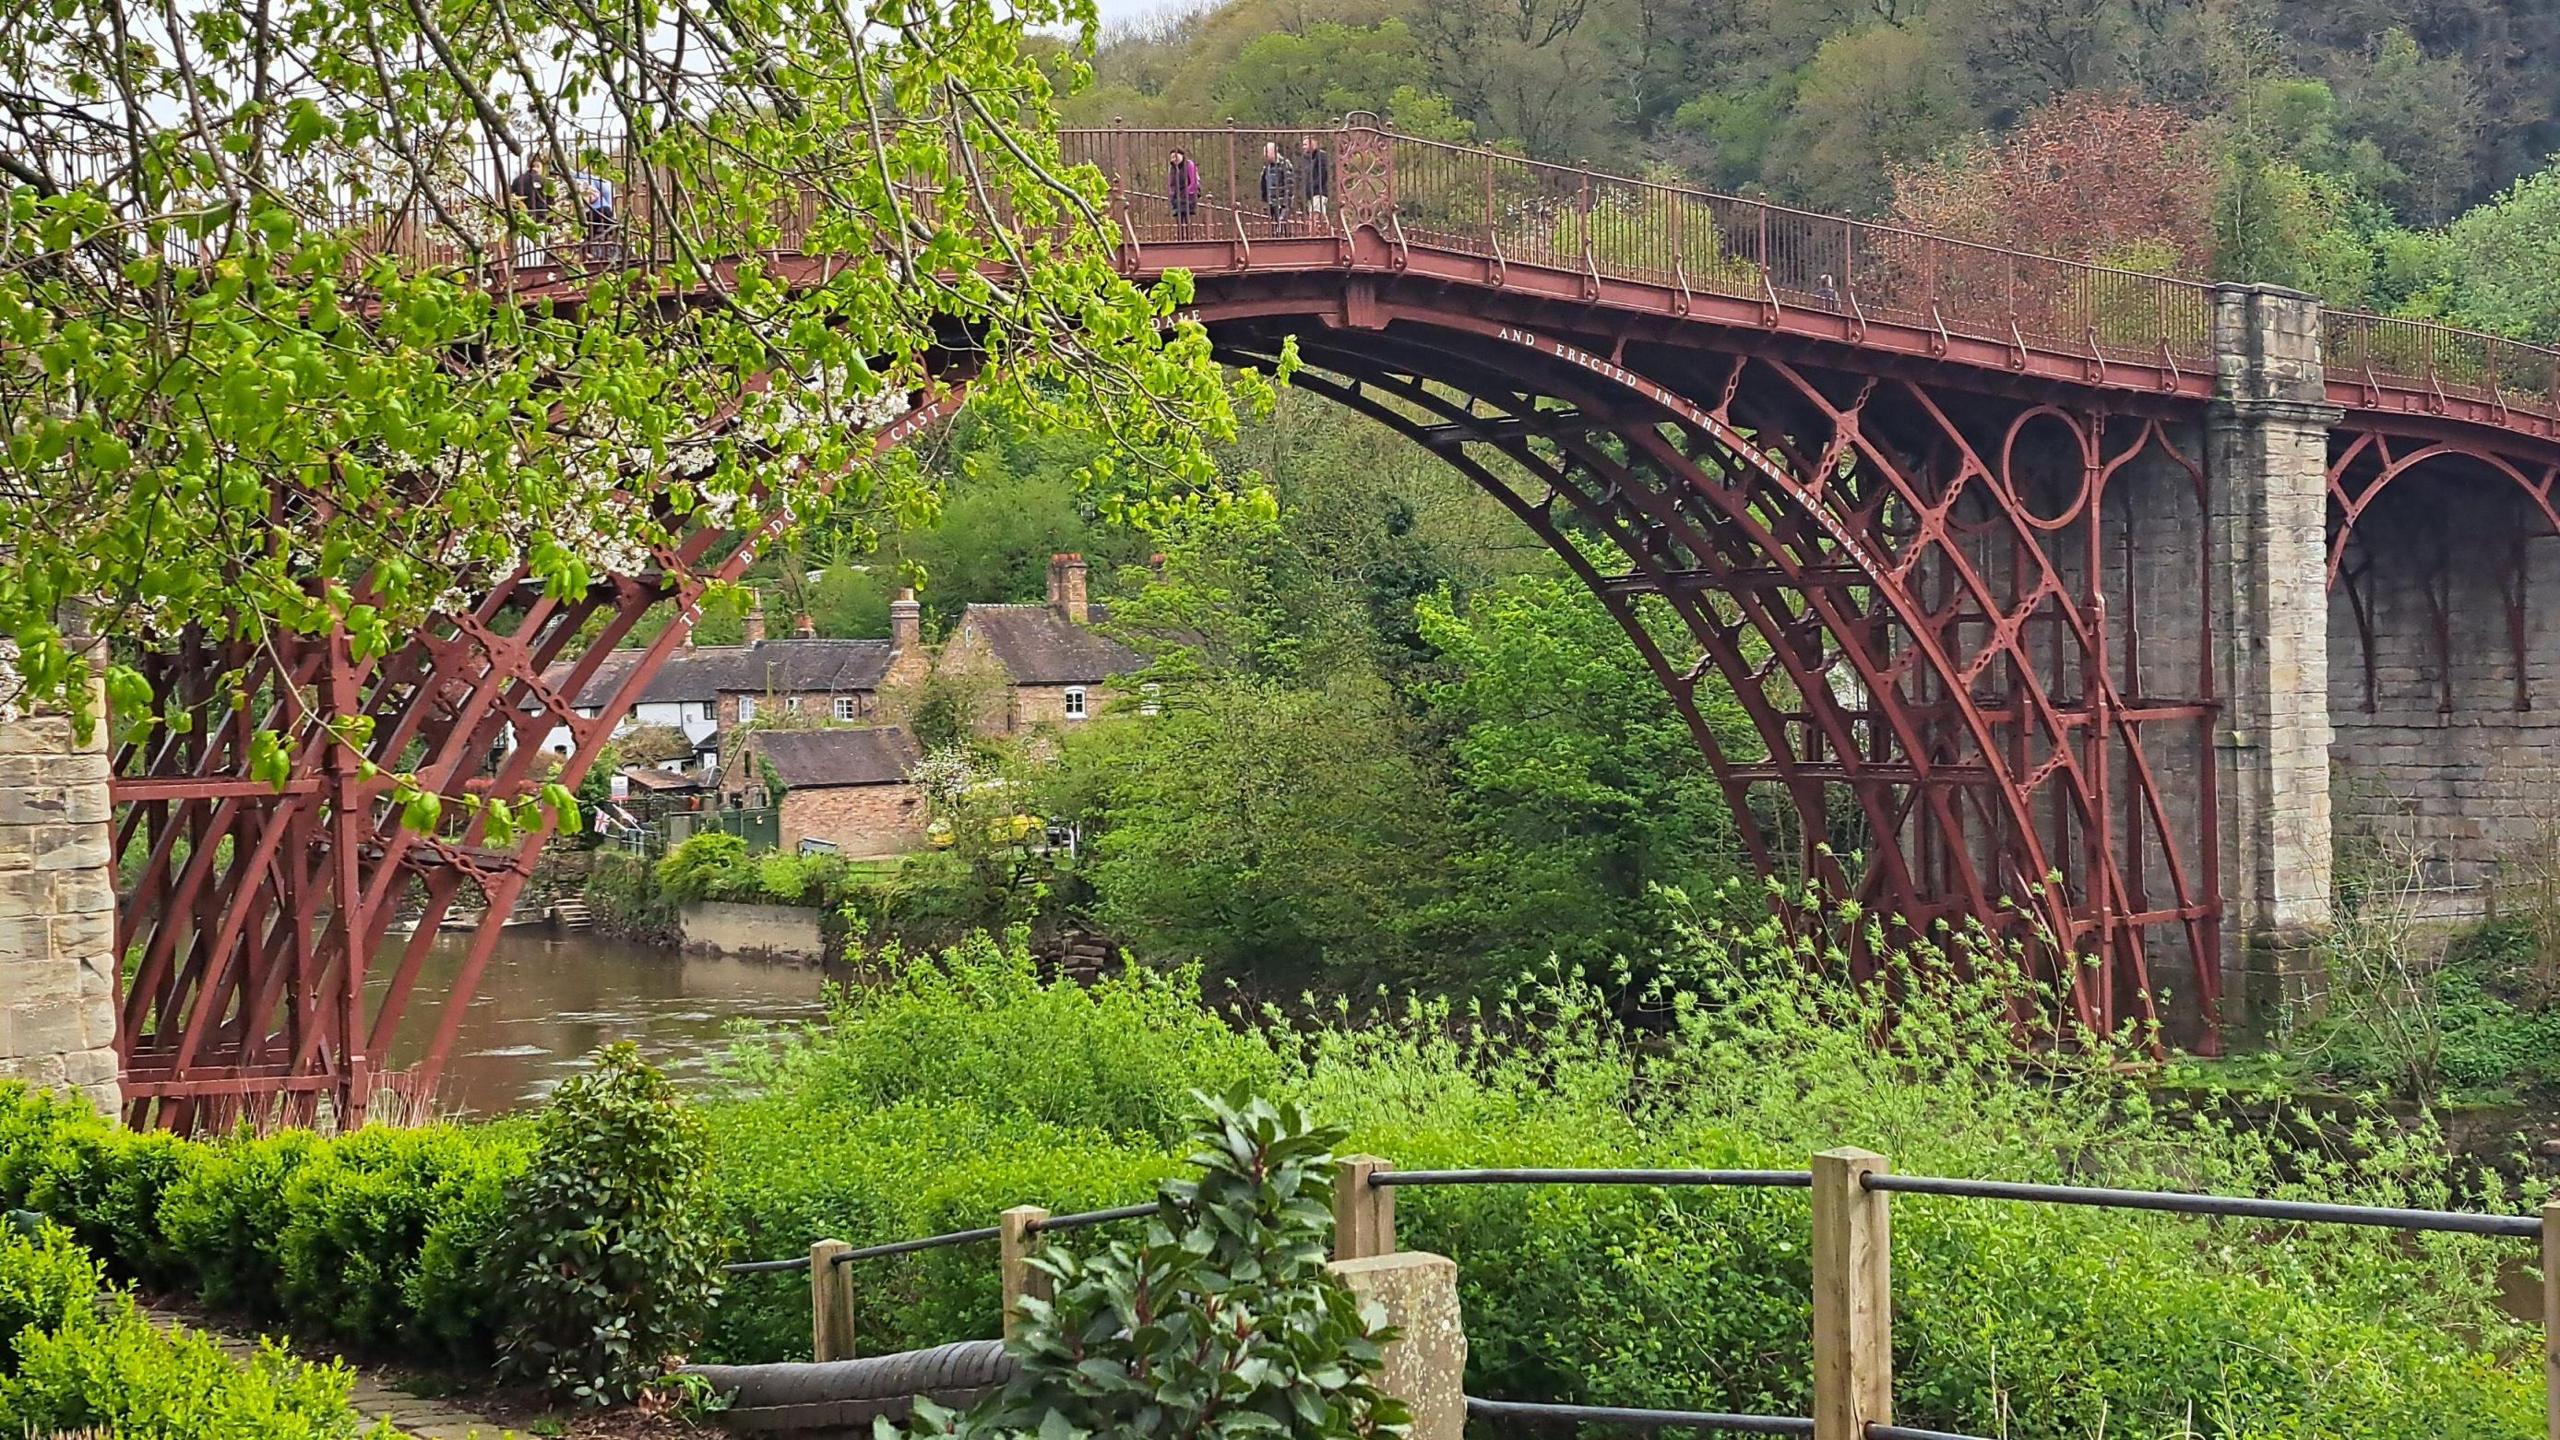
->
1300;134;1332;226
506;153;554;267
1168;147;1202;236
1259;141;1296;228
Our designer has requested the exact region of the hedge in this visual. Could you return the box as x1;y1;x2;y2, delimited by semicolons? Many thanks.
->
0;1219;396;1438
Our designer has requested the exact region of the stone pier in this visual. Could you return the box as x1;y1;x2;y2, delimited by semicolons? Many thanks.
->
2210;283;2340;1029
0;676;123;1117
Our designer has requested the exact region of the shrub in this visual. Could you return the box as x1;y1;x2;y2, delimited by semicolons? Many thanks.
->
655;831;751;903
688;918;2542;1435
0;1303;395;1438
906;1092;1403;1440
0;1219;390;1438
0;1222;99;1371
488;1044;724;1405
156;1128;327;1317
274;1124;524;1351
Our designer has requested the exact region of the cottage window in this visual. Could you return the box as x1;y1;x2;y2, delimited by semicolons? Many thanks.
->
785;695;801;714
738;696;758;722
1063;686;1088;719
835;695;860;722
702;701;716;721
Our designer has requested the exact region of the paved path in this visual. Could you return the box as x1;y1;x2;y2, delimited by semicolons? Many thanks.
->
139;1303;514;1438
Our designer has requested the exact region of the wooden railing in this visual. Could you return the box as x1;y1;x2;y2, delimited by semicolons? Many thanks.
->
712;1150;2560;1440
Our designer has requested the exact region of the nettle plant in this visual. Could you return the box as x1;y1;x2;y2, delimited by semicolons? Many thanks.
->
0;0;1273;825
902;1091;1408;1440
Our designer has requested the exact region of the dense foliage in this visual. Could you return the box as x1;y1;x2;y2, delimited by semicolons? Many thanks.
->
695;924;2541;1436
906;1092;1404;1440
488;1044;724;1405
0;1220;394;1438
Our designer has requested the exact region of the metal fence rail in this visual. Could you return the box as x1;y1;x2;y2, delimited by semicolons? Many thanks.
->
716;1150;2556;1440
33;116;2557;425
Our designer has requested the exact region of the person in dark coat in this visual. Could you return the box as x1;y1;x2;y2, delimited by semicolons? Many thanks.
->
506;153;553;265
1168;146;1202;236
1299;134;1333;225
1258;141;1295;226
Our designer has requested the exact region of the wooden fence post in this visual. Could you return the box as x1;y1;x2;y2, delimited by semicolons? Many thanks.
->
2544;1199;2559;1440
809;1239;855;1363
1812;1148;1893;1440
1335;1156;1396;1260
1000;1206;1052;1341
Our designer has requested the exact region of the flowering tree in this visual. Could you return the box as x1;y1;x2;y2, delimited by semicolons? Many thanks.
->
0;0;1257;822
1890;92;2216;272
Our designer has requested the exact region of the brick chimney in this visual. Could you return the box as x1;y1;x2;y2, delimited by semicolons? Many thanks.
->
793;611;816;638
1047;552;1089;625
890;587;922;652
743;594;766;646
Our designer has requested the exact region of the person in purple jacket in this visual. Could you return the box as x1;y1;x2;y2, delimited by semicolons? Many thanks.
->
1168;146;1202;237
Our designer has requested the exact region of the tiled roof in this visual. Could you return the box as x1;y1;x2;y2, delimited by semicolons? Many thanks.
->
960;605;1143;686
748;727;922;788
550;638;894;708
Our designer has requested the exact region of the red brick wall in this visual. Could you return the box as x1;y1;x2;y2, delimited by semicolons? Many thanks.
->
779;782;927;858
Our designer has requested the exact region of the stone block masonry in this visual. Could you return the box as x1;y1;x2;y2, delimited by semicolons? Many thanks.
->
0;692;124;1117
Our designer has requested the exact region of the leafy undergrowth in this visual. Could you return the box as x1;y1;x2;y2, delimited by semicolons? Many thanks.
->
694;913;2544;1438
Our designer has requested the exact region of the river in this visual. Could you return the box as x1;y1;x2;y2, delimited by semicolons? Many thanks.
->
376;930;832;1117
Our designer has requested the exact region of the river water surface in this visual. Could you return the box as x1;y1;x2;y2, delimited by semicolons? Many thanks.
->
375;930;831;1117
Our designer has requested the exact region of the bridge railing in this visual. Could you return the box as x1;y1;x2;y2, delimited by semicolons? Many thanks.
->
38;117;2560;424
1066;120;2223;376
2325;308;2560;418
712;1151;2560;1440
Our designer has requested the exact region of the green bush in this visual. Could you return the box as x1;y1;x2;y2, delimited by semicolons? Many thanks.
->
273;1124;523;1352
157;1128;327;1316
1;1304;395;1438
908;1092;1402;1440
0;1219;391;1437
0;1081;524;1362
488;1044;723;1405
0;1223;100;1370
655;830;752;903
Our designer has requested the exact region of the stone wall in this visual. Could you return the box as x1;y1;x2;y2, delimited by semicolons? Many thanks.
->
679;900;827;960
0;698;122;1116
2329;477;2560;915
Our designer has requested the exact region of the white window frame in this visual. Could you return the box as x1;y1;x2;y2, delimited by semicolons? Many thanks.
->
785;695;802;714
1139;682;1161;717
1062;685;1088;719
737;695;758;722
834;695;860;722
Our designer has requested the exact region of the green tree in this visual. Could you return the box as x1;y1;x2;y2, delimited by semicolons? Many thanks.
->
1771;22;1981;212
0;0;1250;825
1061;672;1453;982
2425;163;2560;342
1416;578;1758;975
1214;21;1436;126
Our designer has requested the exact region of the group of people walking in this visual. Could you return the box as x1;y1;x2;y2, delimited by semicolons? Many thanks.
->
1165;134;1333;237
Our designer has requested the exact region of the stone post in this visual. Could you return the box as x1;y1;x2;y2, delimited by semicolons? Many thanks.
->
0;651;122;1119
2209;283;2339;1035
1328;1251;1465;1440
